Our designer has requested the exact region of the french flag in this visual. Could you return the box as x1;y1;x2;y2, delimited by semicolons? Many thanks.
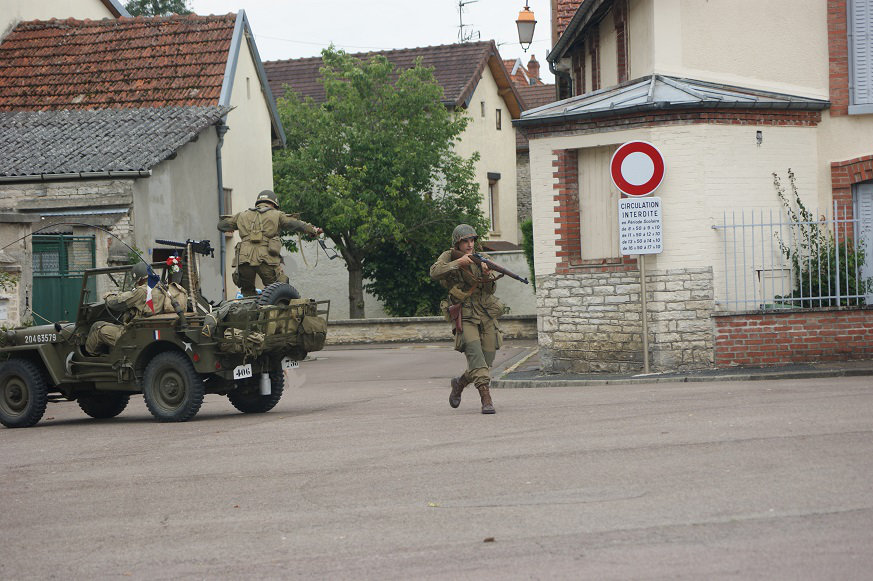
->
145;266;160;314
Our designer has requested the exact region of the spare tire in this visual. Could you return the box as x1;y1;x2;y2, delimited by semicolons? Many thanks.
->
257;282;300;306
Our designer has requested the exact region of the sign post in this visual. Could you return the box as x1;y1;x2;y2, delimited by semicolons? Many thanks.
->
610;141;665;373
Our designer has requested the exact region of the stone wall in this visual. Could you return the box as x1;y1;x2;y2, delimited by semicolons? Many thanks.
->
515;151;532;223
537;266;714;373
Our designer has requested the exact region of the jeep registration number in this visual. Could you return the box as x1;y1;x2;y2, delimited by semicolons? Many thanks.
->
24;333;57;344
233;363;253;380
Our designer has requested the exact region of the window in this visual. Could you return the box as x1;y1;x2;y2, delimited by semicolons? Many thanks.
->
850;0;873;113
495;109;502;130
480;101;486;117
246;77;251;100
487;173;501;233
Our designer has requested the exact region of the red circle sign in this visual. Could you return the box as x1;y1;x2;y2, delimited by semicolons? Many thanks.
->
610;141;665;196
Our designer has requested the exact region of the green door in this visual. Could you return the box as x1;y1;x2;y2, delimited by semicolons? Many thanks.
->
32;235;95;323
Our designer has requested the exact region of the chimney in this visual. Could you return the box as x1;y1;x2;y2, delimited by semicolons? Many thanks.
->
527;55;540;84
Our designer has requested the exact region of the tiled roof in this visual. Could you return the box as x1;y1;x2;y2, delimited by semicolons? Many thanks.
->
518;84;557;110
264;41;523;118
0;106;231;178
0;15;237;111
516;84;556;150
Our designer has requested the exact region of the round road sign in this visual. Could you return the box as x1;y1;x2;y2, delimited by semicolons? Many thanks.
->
610;141;665;196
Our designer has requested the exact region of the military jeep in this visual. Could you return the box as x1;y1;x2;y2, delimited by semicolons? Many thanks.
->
0;260;329;428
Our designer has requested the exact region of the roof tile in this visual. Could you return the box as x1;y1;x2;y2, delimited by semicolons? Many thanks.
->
0;15;236;111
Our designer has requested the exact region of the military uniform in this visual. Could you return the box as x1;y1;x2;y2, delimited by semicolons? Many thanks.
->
217;190;319;297
430;225;503;414
85;278;168;356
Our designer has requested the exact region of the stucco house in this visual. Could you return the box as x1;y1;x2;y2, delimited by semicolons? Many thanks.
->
1;0;128;34
0;12;283;326
516;0;873;373
263;41;537;318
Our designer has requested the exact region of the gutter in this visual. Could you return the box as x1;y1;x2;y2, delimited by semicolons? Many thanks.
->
0;170;151;183
513;98;830;127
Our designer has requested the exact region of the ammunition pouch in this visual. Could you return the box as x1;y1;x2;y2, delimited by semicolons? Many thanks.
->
267;237;282;257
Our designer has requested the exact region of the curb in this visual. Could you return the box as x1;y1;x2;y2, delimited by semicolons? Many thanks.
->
493;365;873;388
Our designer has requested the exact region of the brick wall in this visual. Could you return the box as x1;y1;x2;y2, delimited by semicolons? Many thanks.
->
827;0;849;116
554;0;587;45
537;267;715;373
714;308;873;366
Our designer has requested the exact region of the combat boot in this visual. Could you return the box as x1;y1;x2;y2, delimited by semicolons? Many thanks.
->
477;383;495;414
449;373;469;408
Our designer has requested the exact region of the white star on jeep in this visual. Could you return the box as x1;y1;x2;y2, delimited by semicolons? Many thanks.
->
183;342;192;352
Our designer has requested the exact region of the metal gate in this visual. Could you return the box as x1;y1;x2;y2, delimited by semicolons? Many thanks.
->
32;235;95;323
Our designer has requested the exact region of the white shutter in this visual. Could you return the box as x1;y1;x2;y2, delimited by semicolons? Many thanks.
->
855;182;873;301
851;0;873;106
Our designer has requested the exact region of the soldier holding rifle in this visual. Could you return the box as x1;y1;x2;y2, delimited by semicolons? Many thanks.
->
430;224;528;414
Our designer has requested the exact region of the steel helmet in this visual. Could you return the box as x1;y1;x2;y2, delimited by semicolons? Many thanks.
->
131;261;149;280
452;224;478;247
256;189;279;208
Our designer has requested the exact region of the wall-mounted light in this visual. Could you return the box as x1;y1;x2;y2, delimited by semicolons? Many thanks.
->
756;130;763;146
516;1;536;52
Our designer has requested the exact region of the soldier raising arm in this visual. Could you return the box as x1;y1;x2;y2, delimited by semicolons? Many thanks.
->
218;189;322;297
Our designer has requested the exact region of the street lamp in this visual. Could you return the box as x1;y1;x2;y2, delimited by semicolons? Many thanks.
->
516;1;536;52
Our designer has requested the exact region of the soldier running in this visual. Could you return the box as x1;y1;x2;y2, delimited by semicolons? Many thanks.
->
430;224;504;414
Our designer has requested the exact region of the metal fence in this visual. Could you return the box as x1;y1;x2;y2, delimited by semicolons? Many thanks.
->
712;202;872;311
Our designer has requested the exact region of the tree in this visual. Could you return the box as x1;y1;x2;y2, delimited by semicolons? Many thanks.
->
124;0;192;16
273;47;487;318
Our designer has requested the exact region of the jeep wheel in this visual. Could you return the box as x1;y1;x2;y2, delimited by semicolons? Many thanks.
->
0;359;48;428
258;282;300;306
77;392;130;419
227;369;285;414
142;351;204;422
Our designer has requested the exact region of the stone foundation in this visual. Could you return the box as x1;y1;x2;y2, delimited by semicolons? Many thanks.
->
537;267;715;373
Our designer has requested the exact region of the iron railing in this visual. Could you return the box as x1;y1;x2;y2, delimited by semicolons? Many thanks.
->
712;202;872;311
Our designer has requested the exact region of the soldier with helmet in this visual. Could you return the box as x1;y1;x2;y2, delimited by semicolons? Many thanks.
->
430;224;504;414
217;189;322;297
85;261;168;356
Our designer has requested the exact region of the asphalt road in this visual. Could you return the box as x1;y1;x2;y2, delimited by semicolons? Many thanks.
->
2;341;873;580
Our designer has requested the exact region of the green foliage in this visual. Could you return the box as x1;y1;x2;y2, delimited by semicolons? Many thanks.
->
273;46;487;317
124;0;191;16
773;169;870;307
520;218;536;291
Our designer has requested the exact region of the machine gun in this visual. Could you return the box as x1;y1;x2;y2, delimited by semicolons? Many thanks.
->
155;239;214;257
155;239;215;313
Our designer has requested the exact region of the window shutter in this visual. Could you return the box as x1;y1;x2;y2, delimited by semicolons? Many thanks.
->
851;0;873;106
856;182;873;301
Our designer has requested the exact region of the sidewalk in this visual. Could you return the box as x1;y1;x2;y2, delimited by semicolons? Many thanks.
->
492;343;873;388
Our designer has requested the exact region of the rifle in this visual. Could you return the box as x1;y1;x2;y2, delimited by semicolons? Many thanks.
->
450;249;530;284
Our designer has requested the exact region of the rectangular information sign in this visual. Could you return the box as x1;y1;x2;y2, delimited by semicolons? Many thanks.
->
619;196;662;255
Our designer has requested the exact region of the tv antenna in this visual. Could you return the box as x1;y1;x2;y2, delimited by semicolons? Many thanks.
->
457;0;481;43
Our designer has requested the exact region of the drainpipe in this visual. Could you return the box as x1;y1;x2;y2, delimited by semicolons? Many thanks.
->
548;51;573;98
215;122;229;300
